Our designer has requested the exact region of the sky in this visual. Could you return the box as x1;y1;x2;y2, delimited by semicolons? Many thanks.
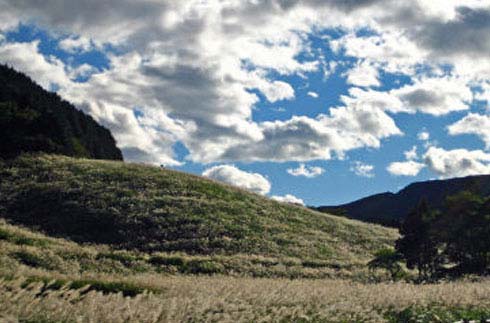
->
2;1;490;206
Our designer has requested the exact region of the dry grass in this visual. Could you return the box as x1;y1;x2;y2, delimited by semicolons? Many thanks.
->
2;220;489;322
1;156;489;322
1;275;489;323
0;154;398;264
0;219;391;280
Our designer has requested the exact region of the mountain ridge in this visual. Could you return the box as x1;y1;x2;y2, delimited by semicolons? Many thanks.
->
316;174;490;226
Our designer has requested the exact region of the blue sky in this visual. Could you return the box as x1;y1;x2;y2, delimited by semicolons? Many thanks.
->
2;1;490;206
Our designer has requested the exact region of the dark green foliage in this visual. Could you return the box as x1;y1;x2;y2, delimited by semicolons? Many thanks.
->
12;250;56;270
396;199;439;280
384;306;490;323
182;260;225;274
317;175;490;227
0;228;50;247
434;192;490;276
22;276;148;297
0;65;122;160
149;255;185;266
395;192;490;280
368;248;404;280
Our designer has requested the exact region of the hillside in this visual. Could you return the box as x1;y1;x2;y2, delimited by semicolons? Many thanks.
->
0;65;122;160
0;154;398;276
317;175;490;226
1;219;488;323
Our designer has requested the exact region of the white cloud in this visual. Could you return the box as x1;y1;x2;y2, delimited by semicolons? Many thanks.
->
350;161;374;178
307;91;319;98
217;105;402;163
387;160;425;176
68;63;98;80
341;77;472;116
392;77;472;116
404;146;418;161
331;31;428;75
418;131;430;141
257;80;295;102
271;194;304;205
202;165;271;195
59;36;92;53
287;163;325;178
346;60;380;87
2;0;490;167
423;146;490;178
448;113;490;149
0;40;70;89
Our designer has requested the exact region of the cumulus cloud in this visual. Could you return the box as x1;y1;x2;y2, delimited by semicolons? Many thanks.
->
404;146;418;161
423;146;490;178
287;163;325;178
202;165;271;195
271;194;304;205
217;105;402;162
0;40;70;89
387;160;425;176
350;161;375;178
393;77;472;116
341;77;472;116
345;60;380;87
1;0;489;167
331;31;428;74
448;113;490;149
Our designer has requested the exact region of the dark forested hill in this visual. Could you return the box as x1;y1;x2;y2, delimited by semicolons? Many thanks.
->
0;65;122;160
316;175;490;226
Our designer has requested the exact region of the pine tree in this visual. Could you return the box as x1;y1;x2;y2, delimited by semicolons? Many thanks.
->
395;198;439;281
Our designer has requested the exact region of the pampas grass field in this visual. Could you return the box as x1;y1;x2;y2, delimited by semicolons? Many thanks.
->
1;275;490;322
1;156;490;322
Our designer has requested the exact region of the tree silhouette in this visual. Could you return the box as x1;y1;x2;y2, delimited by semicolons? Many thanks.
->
396;198;439;280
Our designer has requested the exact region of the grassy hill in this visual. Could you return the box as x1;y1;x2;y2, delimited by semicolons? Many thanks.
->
0;154;398;278
1;155;489;322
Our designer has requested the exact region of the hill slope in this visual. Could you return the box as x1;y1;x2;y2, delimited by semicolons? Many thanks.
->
317;175;490;226
0;65;122;160
0;154;397;272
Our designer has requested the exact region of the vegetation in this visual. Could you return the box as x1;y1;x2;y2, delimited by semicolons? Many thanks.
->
317;175;490;227
0;65;122;160
1;216;489;322
395;192;490;280
0;154;397;270
2;273;490;322
0;155;488;321
368;248;404;281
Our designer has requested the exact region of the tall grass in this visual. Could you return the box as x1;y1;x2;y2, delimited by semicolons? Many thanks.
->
0;154;398;263
1;276;489;322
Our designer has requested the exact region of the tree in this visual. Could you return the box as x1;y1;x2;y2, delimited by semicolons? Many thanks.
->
435;191;490;275
368;248;404;280
396;198;440;281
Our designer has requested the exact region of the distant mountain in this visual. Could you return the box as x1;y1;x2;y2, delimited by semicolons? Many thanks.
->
316;175;490;226
0;65;122;160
